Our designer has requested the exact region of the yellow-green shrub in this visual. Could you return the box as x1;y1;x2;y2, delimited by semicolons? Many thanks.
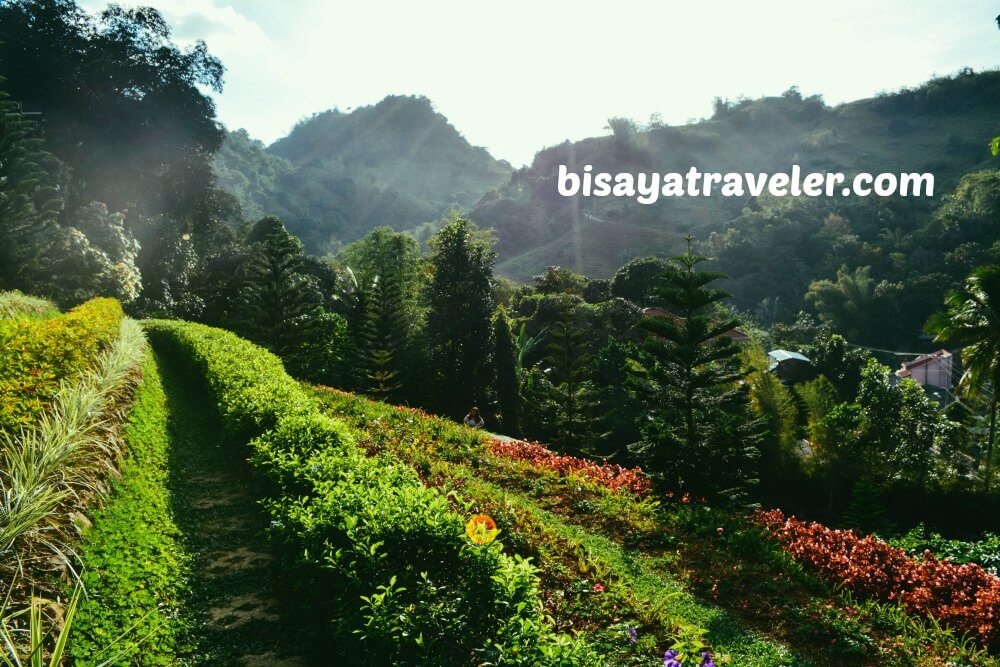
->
0;297;123;432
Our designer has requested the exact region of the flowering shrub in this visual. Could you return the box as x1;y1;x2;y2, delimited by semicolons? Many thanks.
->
0;297;123;432
489;438;653;496
755;509;1000;648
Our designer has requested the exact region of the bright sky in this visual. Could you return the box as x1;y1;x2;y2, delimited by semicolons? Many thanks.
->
81;0;1000;167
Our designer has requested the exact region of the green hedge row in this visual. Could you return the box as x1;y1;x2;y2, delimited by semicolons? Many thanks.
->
144;320;597;666
0;297;123;432
71;350;192;664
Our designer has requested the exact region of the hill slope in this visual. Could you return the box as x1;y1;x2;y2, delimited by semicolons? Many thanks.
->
472;70;1000;280
214;95;512;253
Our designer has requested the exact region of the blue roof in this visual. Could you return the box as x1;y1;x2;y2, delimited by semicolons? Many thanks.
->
768;349;811;363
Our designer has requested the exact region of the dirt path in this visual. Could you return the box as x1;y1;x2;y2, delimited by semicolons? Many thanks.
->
160;360;310;666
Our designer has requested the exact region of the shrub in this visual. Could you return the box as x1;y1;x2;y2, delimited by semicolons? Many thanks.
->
0;316;144;580
0;291;58;321
145;320;596;665
755;508;1000;649
489;438;653;496
0;297;123;432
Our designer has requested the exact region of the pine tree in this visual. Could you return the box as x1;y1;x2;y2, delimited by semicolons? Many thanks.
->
493;306;523;435
425;215;496;417
236;216;325;357
536;317;603;454
628;237;761;505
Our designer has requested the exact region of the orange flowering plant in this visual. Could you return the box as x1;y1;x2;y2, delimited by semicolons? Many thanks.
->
465;514;499;545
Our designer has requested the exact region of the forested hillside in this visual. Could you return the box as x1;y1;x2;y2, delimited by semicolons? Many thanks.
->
214;95;513;253
472;72;1000;281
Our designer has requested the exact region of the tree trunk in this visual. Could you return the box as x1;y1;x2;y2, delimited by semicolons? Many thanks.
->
985;393;998;493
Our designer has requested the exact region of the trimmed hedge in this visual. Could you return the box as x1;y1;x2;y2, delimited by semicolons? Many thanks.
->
144;320;596;666
0;297;123;432
71;350;191;664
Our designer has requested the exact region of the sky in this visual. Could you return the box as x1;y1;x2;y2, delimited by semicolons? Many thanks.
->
80;0;1000;167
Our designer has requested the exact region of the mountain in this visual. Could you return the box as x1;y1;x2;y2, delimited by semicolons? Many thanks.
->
214;95;512;253
471;70;1000;281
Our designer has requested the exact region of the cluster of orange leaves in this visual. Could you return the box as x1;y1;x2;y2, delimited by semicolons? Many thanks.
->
488;438;653;496
755;508;1000;647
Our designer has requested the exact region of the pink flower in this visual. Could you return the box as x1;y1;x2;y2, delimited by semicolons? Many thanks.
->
592;583;605;593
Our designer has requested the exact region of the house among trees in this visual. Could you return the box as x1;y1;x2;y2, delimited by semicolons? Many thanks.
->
896;349;953;390
767;349;814;384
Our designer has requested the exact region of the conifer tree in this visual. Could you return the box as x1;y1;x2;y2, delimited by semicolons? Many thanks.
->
628;237;761;505
235;216;325;358
493;306;523;435
425;215;496;416
534;314;604;455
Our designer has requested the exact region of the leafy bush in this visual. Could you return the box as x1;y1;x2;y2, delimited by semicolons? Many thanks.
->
756;508;1000;649
70;352;191;664
0;291;58;321
0;316;144;580
489;438;653;496
888;525;1000;576
0;297;123;432
144;320;596;665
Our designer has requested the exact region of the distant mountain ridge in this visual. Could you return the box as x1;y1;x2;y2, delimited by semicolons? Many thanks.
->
215;73;1000;276
472;69;1000;280
214;95;512;253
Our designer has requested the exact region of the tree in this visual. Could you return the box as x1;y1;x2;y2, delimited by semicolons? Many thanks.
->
927;264;1000;491
627;238;761;505
234;217;325;358
743;343;799;487
0;0;225;216
425;215;496;417
492;306;522;435
335;228;426;401
0;82;142;306
805;266;901;344
533;317;602;455
610;257;671;306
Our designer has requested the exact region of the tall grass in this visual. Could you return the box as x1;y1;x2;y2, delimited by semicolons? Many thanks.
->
0;318;146;583
0;294;57;322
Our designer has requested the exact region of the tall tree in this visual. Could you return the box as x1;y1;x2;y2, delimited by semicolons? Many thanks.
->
492;306;522;435
234;217;325;359
627;238;761;505
425;215;496;417
0;0;225;216
335;228;426;401
534;317;602;454
927;264;1000;491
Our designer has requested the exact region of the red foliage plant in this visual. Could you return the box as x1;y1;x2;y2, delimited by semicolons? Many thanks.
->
488;438;653;497
755;509;1000;648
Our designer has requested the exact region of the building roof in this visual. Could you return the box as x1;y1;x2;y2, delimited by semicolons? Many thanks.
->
900;349;951;371
768;349;810;363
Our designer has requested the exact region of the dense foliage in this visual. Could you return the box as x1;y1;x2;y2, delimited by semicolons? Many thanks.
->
0;296;122;431
145;320;594;665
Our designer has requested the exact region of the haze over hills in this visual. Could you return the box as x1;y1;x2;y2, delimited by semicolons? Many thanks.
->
214;71;1000;275
213;94;512;253
474;70;1000;280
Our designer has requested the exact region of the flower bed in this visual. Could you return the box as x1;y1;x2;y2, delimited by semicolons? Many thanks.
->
755;508;1000;648
489;438;653;497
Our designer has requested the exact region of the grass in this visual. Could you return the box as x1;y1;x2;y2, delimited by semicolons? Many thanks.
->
70;350;193;664
0;317;144;587
310;384;1000;666
0;292;58;321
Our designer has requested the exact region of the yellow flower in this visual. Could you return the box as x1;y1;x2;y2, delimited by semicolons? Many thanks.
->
465;514;499;545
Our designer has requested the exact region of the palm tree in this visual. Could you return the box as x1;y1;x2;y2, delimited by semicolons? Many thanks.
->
927;265;1000;491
